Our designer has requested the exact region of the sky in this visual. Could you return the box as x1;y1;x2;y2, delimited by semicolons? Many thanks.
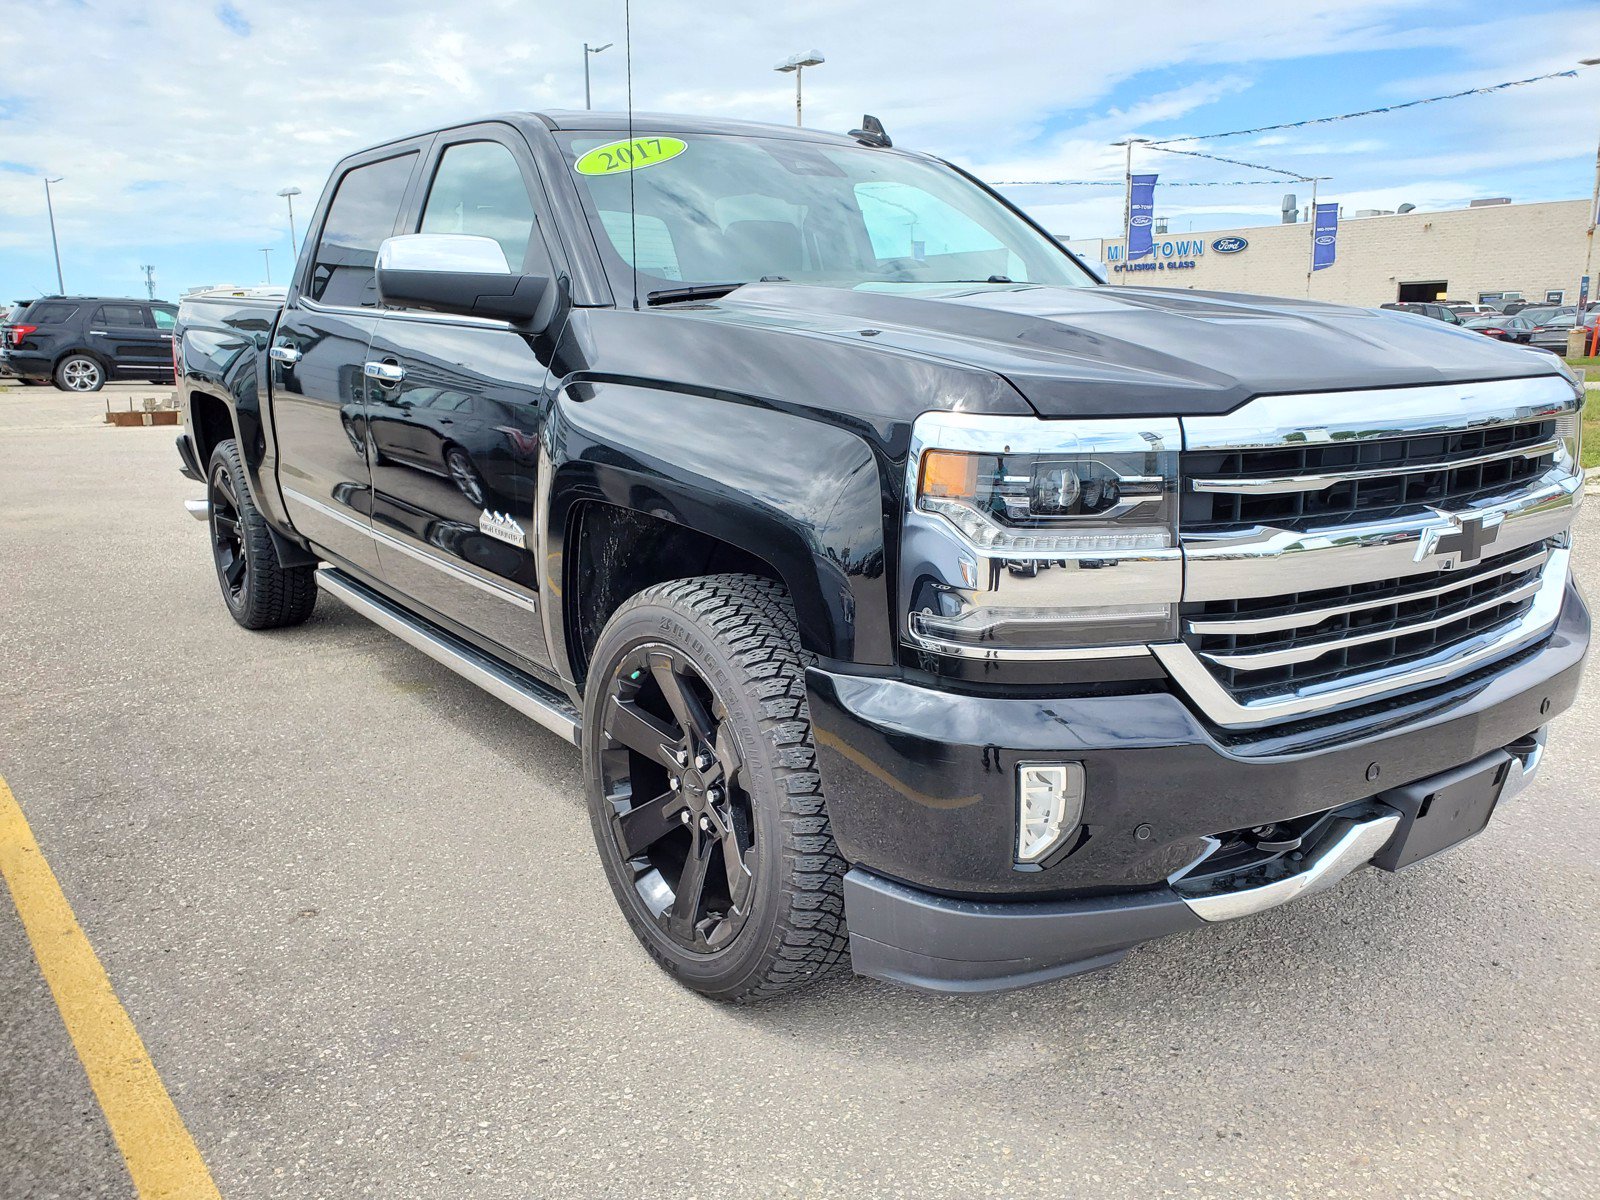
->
0;0;1597;301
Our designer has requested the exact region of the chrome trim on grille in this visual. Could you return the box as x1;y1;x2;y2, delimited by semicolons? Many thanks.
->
1153;546;1571;728
1196;574;1544;672
1189;438;1562;495
1181;470;1581;602
1163;377;1583;727
1184;546;1550;637
1181;375;1581;452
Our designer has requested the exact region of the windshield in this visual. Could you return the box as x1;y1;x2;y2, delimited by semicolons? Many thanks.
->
555;131;1096;298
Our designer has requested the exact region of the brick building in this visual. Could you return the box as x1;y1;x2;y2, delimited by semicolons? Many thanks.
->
1059;198;1594;307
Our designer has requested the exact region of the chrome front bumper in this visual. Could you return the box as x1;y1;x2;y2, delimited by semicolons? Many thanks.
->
1175;805;1403;923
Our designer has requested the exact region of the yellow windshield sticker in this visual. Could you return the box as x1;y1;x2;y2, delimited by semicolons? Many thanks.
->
575;136;687;176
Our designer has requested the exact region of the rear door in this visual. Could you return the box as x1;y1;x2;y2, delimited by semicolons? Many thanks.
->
365;125;563;671
271;144;427;576
87;302;158;378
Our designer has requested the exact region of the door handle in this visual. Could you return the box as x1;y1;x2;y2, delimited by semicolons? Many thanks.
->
269;345;302;364
363;361;405;384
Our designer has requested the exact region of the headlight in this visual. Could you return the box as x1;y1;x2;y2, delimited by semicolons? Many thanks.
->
902;412;1182;658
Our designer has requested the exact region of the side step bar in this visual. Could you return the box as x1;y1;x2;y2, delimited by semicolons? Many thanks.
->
317;567;581;746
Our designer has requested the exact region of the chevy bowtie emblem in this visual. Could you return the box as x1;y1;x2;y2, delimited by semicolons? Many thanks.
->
1415;509;1504;567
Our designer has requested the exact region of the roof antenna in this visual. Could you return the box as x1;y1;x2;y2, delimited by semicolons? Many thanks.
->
625;0;638;311
849;114;891;148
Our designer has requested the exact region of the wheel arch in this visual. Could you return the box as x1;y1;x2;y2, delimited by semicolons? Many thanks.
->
53;347;111;382
546;381;894;692
188;390;238;470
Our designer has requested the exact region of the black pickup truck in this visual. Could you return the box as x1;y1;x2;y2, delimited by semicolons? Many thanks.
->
176;111;1589;1001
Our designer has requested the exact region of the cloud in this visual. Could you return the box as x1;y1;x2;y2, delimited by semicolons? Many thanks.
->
0;0;1594;295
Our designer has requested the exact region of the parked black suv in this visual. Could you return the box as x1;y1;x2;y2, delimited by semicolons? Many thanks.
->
1;296;178;391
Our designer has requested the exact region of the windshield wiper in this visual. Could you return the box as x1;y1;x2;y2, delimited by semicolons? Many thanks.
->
645;278;791;306
646;283;746;305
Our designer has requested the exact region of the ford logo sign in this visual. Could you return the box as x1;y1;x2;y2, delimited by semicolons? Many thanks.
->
1315;234;1336;245
1211;236;1248;254
1131;215;1151;227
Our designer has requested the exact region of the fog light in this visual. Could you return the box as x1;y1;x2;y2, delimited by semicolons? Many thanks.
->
1016;762;1085;864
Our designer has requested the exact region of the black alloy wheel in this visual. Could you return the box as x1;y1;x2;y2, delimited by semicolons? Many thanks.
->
583;574;848;1001
203;439;318;629
209;458;250;607
598;644;756;953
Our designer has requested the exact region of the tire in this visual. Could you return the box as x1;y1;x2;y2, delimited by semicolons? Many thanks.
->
53;354;105;392
583;574;848;1002
206;438;318;629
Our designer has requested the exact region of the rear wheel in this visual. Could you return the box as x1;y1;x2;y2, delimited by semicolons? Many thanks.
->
54;354;104;392
206;439;318;629
583;574;848;1002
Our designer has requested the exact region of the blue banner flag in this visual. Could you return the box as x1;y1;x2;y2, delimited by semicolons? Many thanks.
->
1127;174;1158;260
1312;202;1338;271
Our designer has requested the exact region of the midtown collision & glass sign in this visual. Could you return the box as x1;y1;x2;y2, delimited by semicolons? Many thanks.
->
1106;236;1215;273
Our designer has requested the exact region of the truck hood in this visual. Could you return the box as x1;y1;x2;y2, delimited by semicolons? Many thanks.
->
705;282;1560;418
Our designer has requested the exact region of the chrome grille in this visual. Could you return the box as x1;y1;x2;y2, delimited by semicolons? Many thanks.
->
1157;376;1584;729
1182;419;1559;533
1181;544;1549;705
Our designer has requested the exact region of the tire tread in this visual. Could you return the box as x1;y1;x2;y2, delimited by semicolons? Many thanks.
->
209;439;318;630
600;573;849;1002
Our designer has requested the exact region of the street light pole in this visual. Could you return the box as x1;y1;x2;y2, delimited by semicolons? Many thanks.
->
1109;138;1147;278
44;177;64;294
584;42;612;110
277;187;302;257
775;51;825;127
260;248;273;286
1578;57;1600;322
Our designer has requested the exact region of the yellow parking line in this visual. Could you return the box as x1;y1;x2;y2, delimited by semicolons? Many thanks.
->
0;774;222;1199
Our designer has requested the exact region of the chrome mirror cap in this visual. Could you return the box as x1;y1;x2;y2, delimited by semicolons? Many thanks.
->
376;233;512;276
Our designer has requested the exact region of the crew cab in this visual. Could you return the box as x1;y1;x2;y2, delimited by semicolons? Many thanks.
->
175;111;1588;1000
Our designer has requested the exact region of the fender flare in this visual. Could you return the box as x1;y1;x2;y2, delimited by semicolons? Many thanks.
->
543;380;893;680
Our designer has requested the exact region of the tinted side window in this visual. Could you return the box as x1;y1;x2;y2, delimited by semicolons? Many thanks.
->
419;141;541;272
151;307;176;330
30;303;80;324
95;303;148;326
309;153;418;306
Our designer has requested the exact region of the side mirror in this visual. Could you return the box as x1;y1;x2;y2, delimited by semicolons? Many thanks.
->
376;234;557;331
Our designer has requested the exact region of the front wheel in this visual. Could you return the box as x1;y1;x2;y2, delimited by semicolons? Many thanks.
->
583;575;848;1002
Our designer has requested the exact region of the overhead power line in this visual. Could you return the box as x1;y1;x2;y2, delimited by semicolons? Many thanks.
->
993;178;1294;187
1142;143;1322;181
1146;66;1583;145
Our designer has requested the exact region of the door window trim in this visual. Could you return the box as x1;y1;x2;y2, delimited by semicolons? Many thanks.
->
292;138;432;305
406;122;572;291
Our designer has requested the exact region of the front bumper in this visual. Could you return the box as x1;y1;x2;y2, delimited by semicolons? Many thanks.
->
812;580;1588;993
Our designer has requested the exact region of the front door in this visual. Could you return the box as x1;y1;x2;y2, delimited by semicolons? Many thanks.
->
366;131;561;671
272;147;423;576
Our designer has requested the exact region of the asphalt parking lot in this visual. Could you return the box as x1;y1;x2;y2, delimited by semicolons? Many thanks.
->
2;381;1598;1199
